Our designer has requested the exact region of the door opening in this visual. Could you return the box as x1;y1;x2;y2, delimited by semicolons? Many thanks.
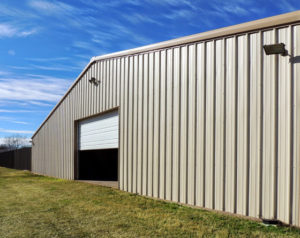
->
78;148;118;181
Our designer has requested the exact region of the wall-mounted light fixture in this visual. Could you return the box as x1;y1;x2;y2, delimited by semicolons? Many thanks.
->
88;77;100;85
263;43;288;56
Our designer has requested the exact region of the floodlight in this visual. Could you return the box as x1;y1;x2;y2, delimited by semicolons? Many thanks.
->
263;43;288;56
88;77;100;85
89;77;96;83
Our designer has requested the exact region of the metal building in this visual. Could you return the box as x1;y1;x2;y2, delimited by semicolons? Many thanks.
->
32;11;300;226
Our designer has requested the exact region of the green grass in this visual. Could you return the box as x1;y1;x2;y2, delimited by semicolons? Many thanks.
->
0;167;300;238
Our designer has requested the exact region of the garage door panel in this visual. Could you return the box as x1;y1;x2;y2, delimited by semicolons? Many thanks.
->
79;111;119;150
80;126;119;135
81;121;118;130
80;134;118;143
80;130;118;140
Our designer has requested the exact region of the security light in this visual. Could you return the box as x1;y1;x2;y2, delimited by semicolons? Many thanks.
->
88;77;96;83
88;77;100;85
263;43;288;56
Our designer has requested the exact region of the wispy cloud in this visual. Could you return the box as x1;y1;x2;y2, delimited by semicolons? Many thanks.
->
0;23;37;38
0;74;72;104
276;1;298;12
0;116;29;125
28;0;78;16
223;5;248;16
144;0;197;9
25;57;69;62
72;41;108;55
0;24;17;37
8;64;81;72
30;64;82;71
0;3;37;18
12;121;29;125
163;9;195;20
0;71;10;76
8;50;15;56
8;66;32;70
0;109;43;113
27;101;53;107
0;128;34;134
27;0;93;29
122;13;162;25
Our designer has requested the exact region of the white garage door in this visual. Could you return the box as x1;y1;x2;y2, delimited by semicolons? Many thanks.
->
78;111;119;150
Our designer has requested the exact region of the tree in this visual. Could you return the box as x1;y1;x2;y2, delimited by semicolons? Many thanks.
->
1;135;29;150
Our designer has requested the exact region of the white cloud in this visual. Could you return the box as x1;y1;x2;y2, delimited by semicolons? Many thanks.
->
27;0;93;29
223;5;248;15
0;116;29;125
0;70;10;76
19;28;38;37
123;13;162;25
72;41;107;55
0;23;37;38
25;57;69;62
277;1;298;12
27;101;53;107
28;0;77;15
0;74;72;104
8;64;82;72
0;109;41;113
0;129;34;134
8;50;15;56
0;24;16;37
11;121;29;125
163;9;195;20
0;3;37;18
8;66;32;70
30;64;82;71
144;0;197;9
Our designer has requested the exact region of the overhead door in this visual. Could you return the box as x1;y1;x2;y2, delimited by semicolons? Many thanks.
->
78;111;119;150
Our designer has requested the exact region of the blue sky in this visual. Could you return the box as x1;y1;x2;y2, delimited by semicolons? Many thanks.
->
0;0;299;143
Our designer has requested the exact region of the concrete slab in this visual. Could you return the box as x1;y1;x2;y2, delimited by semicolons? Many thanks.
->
78;180;119;189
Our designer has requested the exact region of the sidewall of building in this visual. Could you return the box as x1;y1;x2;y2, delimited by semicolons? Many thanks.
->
32;23;300;226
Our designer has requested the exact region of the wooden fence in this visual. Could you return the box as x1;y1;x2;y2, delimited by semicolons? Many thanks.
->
0;147;31;171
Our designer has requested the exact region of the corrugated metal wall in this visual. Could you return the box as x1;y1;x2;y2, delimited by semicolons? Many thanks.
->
32;24;300;226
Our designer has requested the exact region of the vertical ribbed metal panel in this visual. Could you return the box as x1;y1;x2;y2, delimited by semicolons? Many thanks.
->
165;49;173;201
32;24;300;226
172;47;180;202
142;54;148;196
195;43;205;207
262;30;276;219
137;54;143;194
293;25;300;227
205;41;214;209
180;46;187;204
132;55;138;194
159;50;166;200
153;51;160;198
187;44;196;205
214;39;225;211
147;52;154;197
225;37;236;214
248;32;262;219
236;34;248;216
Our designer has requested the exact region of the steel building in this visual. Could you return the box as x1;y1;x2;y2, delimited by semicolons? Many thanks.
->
32;11;300;226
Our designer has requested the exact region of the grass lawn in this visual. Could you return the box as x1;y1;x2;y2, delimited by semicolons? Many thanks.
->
0;167;300;238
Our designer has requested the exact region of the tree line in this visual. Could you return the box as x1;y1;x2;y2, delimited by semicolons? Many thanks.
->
0;135;31;152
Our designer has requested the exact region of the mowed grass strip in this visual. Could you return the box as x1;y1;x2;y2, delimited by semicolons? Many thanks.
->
0;167;299;238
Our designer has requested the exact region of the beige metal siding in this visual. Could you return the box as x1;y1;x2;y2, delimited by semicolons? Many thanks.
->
32;19;300;226
293;25;300;226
